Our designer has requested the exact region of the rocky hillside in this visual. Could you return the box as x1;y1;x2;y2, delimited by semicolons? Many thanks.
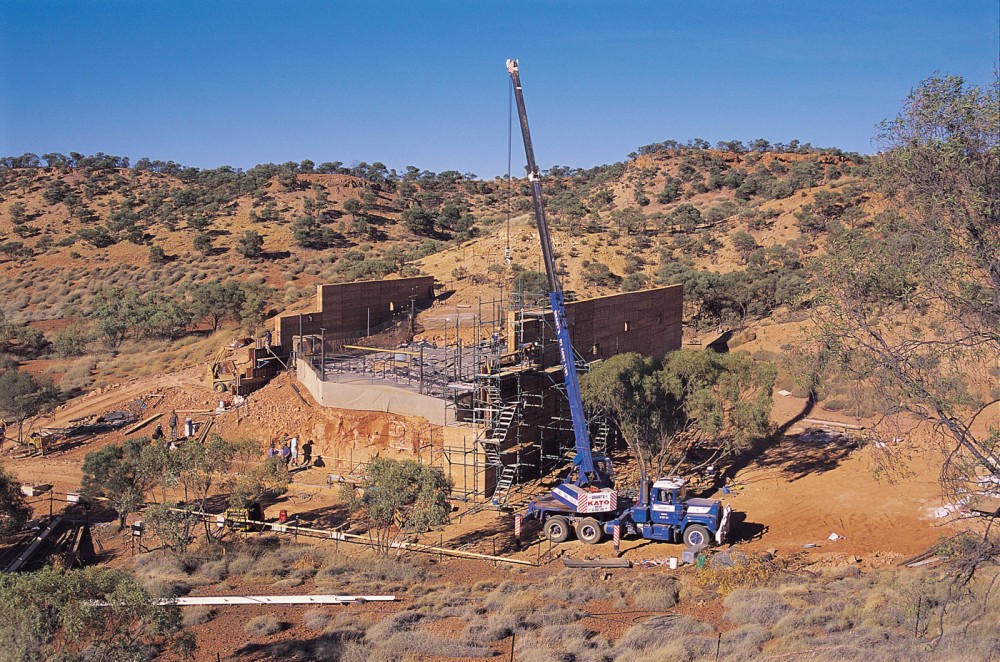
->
0;147;869;329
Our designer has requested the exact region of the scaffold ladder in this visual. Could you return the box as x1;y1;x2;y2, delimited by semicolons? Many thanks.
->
489;405;518;444
491;465;517;507
479;439;503;467
591;417;610;454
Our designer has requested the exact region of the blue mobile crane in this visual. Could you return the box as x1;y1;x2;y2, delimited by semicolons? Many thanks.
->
507;60;731;547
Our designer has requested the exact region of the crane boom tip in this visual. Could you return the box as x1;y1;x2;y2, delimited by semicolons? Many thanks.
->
506;59;518;75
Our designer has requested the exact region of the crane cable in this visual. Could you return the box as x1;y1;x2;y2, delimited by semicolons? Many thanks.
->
504;78;513;265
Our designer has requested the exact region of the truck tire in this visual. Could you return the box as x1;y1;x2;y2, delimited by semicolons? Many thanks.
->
683;524;710;548
575;517;603;545
544;516;571;543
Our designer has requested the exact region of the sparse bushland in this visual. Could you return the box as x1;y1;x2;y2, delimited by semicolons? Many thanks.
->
80;434;288;536
0;309;48;358
0;567;195;660
114;528;1000;661
807;75;999;633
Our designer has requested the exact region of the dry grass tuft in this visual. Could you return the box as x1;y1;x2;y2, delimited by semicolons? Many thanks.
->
303;609;332;631
380;632;494;659
723;588;792;626
244;615;285;637
181;606;216;627
613;615;716;660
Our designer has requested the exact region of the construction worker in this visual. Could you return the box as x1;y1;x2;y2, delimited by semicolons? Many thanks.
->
262;329;272;351
168;410;178;442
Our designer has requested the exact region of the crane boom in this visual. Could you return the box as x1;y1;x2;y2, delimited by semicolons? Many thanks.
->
506;59;605;487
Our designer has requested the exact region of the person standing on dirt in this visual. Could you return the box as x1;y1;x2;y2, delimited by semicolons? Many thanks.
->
168;410;178;442
301;439;313;466
290;435;299;466
280;442;291;466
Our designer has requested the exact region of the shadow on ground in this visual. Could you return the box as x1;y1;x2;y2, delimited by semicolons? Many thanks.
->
445;514;519;556
726;511;768;543
721;395;857;483
233;631;357;661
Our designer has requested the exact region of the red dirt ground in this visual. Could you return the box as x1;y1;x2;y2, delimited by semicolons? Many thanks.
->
2;345;970;660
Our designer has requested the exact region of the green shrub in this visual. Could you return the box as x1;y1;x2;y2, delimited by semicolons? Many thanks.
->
51;323;91;358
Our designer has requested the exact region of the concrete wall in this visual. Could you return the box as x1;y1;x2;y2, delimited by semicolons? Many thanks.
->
296;358;490;499
507;285;683;363
296;358;453;426
274;276;435;347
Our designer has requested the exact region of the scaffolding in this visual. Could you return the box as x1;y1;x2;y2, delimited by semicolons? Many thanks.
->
453;292;619;510
294;290;617;509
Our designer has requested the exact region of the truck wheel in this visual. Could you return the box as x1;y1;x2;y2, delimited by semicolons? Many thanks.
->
214;382;228;393
575;517;603;545
684;524;710;548
544;516;571;543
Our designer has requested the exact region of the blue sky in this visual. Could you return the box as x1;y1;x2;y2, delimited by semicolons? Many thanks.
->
1;1;997;177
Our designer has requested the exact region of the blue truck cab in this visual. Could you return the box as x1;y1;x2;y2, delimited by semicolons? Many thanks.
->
611;476;732;547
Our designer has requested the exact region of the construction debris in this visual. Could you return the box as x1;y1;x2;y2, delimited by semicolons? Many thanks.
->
801;418;865;430
562;558;631;569
169;507;534;566
163;595;395;606
122;413;162;436
20;483;52;497
3;518;95;573
290;383;312;407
